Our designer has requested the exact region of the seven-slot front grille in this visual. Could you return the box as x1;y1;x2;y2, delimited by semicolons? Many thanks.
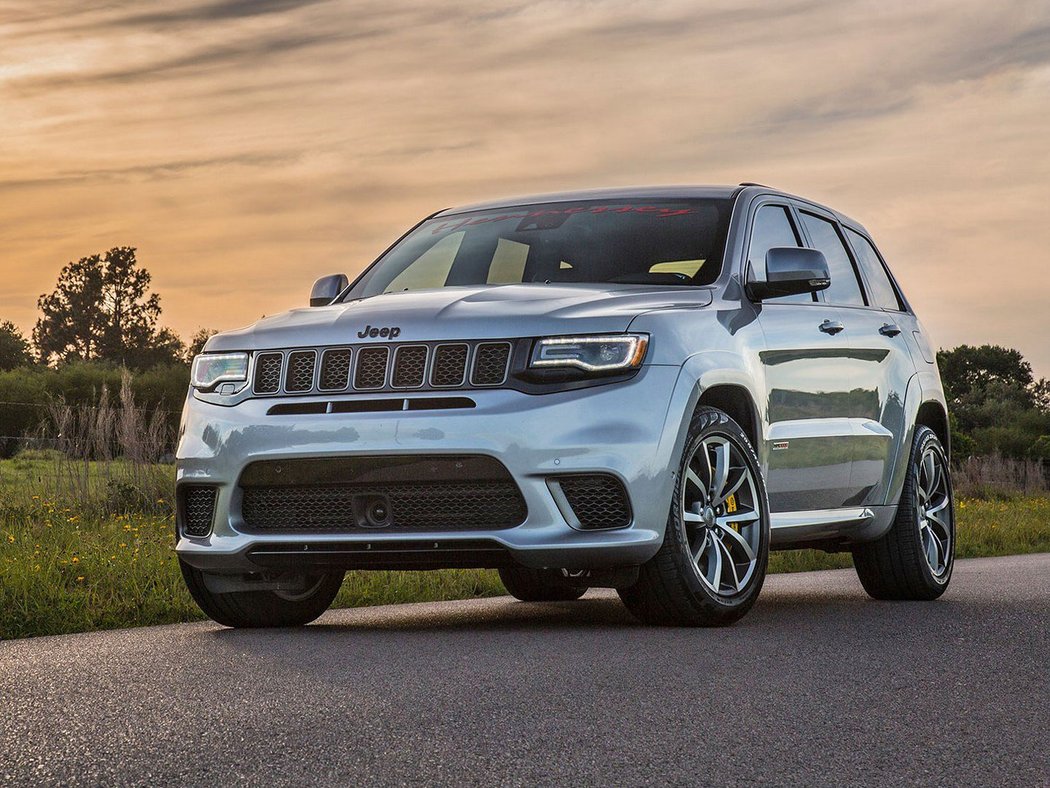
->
251;340;514;396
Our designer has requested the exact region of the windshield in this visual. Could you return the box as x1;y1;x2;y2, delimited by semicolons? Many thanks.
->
344;198;733;299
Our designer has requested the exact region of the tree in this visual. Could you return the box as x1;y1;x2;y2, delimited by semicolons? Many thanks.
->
0;320;31;370
33;247;179;368
937;344;1050;458
185;328;217;361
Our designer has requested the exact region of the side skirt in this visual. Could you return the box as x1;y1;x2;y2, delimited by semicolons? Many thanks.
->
770;505;897;550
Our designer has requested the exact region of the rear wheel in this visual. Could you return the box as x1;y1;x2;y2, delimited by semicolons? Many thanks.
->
180;560;344;628
619;406;770;626
852;426;954;600
498;567;586;602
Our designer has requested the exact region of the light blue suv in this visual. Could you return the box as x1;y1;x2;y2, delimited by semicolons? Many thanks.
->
177;185;954;627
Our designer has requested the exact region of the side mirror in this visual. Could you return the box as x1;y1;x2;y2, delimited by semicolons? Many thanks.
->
746;247;831;301
309;274;349;307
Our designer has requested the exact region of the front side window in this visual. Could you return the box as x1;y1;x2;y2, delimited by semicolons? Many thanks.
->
799;212;866;307
846;229;906;311
344;199;733;298
748;204;814;303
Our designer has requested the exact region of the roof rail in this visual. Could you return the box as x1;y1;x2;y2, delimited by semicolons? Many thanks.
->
738;182;775;188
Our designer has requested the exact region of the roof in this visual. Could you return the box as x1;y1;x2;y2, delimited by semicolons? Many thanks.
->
435;183;867;233
436;185;744;216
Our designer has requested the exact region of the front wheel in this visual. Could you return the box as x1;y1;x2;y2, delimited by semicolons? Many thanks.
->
498;566;587;602
619;406;770;626
180;560;344;628
852;426;955;600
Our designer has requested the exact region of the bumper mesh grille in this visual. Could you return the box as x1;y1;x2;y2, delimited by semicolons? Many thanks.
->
179;486;217;538
558;474;632;530
238;455;527;533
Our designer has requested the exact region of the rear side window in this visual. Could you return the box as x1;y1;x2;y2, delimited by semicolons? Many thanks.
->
846;229;906;311
799;212;865;307
748;205;814;303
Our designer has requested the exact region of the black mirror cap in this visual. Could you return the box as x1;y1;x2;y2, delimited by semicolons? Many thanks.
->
310;274;349;307
746;247;831;301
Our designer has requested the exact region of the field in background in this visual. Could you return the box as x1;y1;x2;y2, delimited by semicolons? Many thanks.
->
2;447;1050;638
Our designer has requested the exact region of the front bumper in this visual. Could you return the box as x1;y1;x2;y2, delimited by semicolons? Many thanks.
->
176;365;684;573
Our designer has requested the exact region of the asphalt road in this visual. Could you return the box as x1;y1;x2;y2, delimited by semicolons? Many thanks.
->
2;554;1048;787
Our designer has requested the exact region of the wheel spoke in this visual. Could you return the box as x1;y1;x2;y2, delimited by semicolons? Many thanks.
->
924;526;939;569
717;521;756;562
685;468;706;496
716;536;740;590
714;469;747;507
710;440;730;498
922;452;936;492
683;510;705;524
718;510;760;526
692;531;709;564
926;498;950;531
705;534;723;591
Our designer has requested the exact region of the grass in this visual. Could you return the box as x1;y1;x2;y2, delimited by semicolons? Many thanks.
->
3;486;1049;640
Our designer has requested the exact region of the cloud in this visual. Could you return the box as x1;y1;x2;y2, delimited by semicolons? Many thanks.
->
1;0;1049;375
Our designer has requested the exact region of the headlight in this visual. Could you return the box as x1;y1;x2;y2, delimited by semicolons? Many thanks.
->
191;352;249;391
530;334;648;373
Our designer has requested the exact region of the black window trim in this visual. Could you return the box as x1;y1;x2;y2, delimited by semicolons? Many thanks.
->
742;198;823;305
793;205;870;309
840;224;913;315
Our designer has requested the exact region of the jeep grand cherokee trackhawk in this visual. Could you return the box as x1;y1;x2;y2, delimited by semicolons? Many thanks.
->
177;184;954;627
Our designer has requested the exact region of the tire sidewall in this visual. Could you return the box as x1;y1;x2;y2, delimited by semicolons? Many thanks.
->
666;410;771;612
905;427;955;590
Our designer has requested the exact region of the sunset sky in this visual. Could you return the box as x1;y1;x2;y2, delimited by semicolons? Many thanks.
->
1;0;1048;374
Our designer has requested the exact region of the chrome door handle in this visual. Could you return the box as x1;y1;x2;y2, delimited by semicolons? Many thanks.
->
879;323;902;337
818;319;845;335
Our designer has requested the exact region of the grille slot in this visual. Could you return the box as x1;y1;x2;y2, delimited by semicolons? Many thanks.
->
319;349;351;391
471;342;511;386
254;353;283;394
556;474;632;530
285;350;317;392
180;486;217;538
238;455;527;533
391;345;428;389
430;344;469;387
354;347;389;390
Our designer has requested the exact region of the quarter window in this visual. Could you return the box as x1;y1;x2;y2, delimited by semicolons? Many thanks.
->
748;205;814;303
846;229;906;311
799;213;865;307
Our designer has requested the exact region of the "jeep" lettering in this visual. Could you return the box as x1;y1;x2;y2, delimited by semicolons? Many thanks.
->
357;325;401;339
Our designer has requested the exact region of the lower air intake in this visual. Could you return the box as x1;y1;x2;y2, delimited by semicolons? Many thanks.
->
179;486;217;538
556;474;632;530
238;455;527;533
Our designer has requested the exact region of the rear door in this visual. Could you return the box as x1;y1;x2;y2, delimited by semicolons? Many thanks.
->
749;201;856;512
795;208;916;506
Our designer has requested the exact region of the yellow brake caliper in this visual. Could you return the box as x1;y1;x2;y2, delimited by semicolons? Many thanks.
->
725;494;739;531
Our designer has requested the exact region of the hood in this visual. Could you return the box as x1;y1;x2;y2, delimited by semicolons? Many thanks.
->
206;283;713;351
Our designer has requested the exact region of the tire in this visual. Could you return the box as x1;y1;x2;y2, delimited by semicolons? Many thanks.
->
618;406;770;627
498;567;587;602
852;426;955;600
180;560;344;628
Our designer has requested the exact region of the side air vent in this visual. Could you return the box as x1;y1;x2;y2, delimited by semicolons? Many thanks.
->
555;474;632;530
471;342;511;386
254;353;283;394
179;485;218;538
